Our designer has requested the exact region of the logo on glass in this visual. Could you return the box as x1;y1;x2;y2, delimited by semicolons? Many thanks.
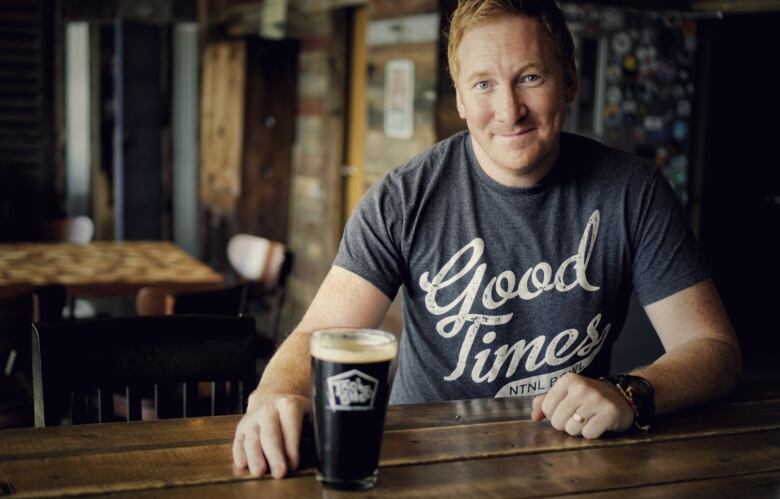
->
326;369;378;411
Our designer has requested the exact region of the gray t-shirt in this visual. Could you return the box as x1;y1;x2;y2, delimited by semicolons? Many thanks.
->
334;131;709;404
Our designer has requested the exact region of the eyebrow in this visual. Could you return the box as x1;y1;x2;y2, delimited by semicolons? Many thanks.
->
463;62;545;84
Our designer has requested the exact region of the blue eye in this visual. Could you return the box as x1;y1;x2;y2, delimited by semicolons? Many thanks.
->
522;75;542;85
474;81;491;90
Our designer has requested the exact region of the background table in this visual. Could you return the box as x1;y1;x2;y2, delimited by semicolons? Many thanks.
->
1;379;779;497
0;241;223;298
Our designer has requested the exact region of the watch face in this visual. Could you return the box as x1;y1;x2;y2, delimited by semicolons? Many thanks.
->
627;375;654;398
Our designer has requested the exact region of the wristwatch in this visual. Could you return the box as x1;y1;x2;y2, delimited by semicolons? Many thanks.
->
604;374;655;431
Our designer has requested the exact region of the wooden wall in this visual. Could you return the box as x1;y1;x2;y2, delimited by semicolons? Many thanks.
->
0;0;59;241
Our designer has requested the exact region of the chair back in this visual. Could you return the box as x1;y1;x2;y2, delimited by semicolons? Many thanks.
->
1;286;65;428
32;315;256;427
226;234;293;352
135;287;174;315
135;285;248;316
36;216;94;244
174;285;247;315
227;234;287;291
1;285;65;369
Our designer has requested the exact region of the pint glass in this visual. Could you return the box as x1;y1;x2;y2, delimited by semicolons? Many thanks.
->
310;328;398;490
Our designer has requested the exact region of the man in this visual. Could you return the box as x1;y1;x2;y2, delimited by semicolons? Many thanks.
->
233;0;740;479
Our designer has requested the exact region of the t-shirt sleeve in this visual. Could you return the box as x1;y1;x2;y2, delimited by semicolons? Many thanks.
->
630;169;711;306
332;177;404;300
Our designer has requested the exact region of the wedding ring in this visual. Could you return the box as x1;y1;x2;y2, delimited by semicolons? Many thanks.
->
571;412;587;424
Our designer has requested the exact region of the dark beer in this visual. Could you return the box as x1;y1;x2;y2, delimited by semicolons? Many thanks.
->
310;329;397;490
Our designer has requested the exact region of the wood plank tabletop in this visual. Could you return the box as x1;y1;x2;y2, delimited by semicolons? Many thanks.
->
0;241;223;297
1;379;778;498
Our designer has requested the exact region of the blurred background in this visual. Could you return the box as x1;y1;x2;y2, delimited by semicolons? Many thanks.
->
0;0;778;378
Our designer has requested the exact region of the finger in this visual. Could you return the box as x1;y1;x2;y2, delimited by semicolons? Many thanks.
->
581;411;612;440
243;424;268;477
549;395;581;431
562;405;598;437
276;398;304;471
564;414;585;437
232;430;247;468
531;395;545;421
541;374;572;419
259;410;288;479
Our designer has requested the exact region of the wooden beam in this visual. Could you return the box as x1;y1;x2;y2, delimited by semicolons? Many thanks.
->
343;5;367;226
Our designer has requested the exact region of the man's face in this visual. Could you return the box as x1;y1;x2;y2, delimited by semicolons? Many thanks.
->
455;15;577;187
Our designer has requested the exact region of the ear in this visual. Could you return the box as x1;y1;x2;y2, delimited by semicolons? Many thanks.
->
456;88;466;120
563;61;579;104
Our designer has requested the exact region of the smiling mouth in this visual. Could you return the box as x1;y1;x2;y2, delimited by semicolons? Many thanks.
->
495;128;536;138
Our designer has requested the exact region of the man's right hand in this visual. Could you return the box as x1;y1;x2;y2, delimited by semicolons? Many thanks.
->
231;266;392;478
232;392;310;479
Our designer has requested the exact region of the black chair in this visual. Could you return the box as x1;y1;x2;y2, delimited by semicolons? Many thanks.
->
135;284;248;317
1;285;66;428
31;315;257;427
174;285;248;315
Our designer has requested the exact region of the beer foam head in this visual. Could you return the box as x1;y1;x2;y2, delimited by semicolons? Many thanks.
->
311;328;398;363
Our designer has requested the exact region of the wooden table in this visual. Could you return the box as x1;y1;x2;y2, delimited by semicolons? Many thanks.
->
1;379;779;498
0;241;223;298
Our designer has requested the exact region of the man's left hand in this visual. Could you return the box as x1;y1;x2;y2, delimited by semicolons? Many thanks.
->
531;373;635;439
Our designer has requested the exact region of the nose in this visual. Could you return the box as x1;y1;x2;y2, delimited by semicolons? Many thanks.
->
494;86;527;124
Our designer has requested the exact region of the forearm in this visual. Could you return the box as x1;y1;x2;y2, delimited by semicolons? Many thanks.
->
250;330;313;405
631;336;741;415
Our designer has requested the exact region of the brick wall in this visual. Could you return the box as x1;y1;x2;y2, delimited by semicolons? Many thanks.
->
281;0;441;336
281;3;347;335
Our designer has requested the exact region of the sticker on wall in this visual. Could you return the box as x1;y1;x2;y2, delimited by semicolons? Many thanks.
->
676;99;692;117
601;8;624;30
383;59;415;140
640;28;655;45
672;120;689;142
645;119;668;143
655;147;669;167
637;80;658;103
612;32;632;56
644;116;664;132
561;4;586;24
606;85;622;104
684;33;697;53
622;99;638;127
622;54;638;74
604;103;621;127
670;154;688;169
675;50;692;66
607;64;622;83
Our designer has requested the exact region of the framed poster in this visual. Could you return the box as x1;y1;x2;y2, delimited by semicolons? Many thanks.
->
384;59;415;140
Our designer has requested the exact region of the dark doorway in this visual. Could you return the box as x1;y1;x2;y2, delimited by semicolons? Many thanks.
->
697;12;780;377
114;19;170;241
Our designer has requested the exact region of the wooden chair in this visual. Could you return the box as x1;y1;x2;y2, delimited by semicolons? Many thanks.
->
33;216;95;318
227;234;294;355
31;315;257;427
34;216;94;244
